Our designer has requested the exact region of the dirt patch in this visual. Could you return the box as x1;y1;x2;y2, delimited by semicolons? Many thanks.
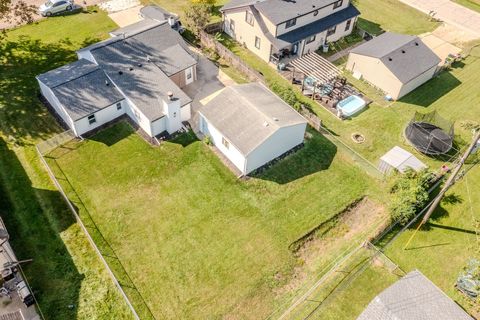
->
432;23;480;46
275;197;387;296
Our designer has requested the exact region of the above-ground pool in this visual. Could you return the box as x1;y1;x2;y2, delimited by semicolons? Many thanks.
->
337;95;366;117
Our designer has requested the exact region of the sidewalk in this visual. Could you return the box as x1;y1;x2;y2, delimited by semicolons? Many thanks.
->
398;0;480;38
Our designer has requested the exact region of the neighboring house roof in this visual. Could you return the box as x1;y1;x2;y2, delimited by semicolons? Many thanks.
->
255;0;342;24
357;270;473;320
37;59;99;88
199;83;307;155
51;69;124;121
221;0;257;11
350;32;441;84
139;5;174;21
278;5;360;44
222;0;352;25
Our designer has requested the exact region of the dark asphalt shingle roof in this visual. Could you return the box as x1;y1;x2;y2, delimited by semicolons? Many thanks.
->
91;39;191;121
277;5;360;44
51;69;124;121
221;0;352;25
357;270;474;320
139;5;174;21
350;32;441;84
37;59;99;88
199;83;307;155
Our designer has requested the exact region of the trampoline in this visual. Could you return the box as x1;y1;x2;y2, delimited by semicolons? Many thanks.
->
405;111;454;155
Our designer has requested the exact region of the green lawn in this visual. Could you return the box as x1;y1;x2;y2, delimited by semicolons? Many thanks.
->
0;8;133;320
353;0;440;35
217;31;480;170
47;122;386;319
453;0;480;13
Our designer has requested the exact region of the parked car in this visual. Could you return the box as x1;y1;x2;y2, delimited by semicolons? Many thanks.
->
39;0;74;16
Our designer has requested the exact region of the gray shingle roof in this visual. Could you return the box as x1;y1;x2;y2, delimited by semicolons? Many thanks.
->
350;32;441;84
139;5;174;21
91;40;192;121
357;270;474;320
51;69;124;121
37;59;99;88
199;83;307;155
221;0;258;11
255;0;340;25
110;19;162;37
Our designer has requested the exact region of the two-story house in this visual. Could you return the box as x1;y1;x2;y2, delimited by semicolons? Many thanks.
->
220;0;360;64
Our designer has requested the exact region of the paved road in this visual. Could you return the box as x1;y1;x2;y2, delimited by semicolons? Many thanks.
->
398;0;480;37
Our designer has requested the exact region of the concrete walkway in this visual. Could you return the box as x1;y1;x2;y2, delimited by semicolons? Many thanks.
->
398;0;480;38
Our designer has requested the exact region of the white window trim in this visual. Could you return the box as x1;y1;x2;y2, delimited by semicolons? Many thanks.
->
255;36;261;49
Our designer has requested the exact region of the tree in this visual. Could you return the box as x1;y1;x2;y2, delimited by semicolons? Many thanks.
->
1;0;36;36
184;3;211;36
388;169;431;226
190;0;216;7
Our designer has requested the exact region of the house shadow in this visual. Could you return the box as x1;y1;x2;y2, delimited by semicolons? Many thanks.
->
168;129;199;147
356;18;383;36
399;71;461;107
87;120;133;146
254;129;337;184
0;138;84;319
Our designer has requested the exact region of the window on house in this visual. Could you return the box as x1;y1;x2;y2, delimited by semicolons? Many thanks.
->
285;18;297;29
186;68;192;79
255;36;261;49
245;11;254;26
230;19;235;32
222;137;230;149
306;35;316;44
333;0;343;9
116;102;122;110
345;19;352;31
87;114;96;125
327;25;337;36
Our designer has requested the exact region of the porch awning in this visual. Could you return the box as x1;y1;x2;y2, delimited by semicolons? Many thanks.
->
290;52;341;85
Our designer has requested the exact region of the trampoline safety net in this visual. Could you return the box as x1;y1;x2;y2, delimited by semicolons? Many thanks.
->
405;111;454;155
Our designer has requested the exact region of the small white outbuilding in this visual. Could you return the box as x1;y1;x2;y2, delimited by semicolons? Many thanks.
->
378;146;427;175
198;83;307;176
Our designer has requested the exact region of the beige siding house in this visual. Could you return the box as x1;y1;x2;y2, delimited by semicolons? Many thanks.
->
346;32;441;100
221;0;360;63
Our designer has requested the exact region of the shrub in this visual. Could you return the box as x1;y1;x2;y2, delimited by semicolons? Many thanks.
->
184;3;211;36
268;80;302;110
388;169;432;225
203;135;213;146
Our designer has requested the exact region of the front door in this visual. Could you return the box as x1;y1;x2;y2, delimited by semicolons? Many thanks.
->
185;67;194;85
292;42;299;55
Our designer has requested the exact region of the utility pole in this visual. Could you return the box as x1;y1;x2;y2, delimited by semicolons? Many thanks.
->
404;130;480;250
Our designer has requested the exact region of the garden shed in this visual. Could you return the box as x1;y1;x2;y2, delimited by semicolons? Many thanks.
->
378;146;427;174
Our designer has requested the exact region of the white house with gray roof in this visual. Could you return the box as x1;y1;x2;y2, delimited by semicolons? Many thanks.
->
357;270;473;320
346;32;441;100
199;83;307;175
37;18;197;138
220;0;360;63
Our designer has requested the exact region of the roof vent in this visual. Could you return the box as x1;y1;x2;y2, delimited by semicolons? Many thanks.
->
138;63;142;67
415;42;419;46
263;121;269;127
105;80;109;86
401;50;406;53
273;117;279;121
167;91;174;101
118;71;123;75
388;57;393;61
129;67;134;71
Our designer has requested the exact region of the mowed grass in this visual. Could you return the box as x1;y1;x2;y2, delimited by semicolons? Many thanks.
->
48;122;383;319
218;35;480;169
353;0;440;35
0;8;133;320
